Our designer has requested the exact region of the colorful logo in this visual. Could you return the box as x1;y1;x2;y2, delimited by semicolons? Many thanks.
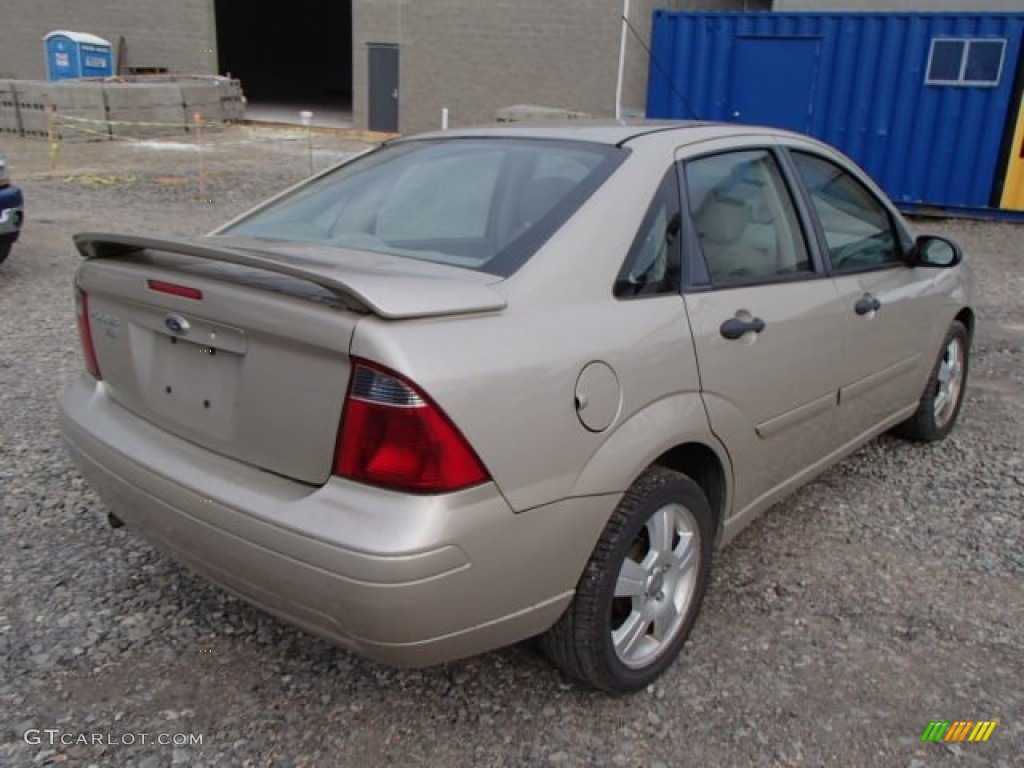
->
921;721;997;743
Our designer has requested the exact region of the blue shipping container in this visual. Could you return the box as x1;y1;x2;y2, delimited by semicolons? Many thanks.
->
44;30;114;81
647;12;1024;213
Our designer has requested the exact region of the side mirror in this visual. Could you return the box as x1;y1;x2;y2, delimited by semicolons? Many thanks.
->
911;235;962;268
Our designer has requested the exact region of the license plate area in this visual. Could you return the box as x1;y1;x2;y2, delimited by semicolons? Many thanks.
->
149;333;241;439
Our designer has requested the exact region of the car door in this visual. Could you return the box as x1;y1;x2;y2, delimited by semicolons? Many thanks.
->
678;144;843;518
785;148;938;444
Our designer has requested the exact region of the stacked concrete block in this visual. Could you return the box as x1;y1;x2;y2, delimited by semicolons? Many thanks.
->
217;78;246;123
180;80;224;126
495;104;591;123
48;81;109;142
11;80;108;140
103;82;187;138
0;80;22;135
11;81;53;138
3;77;243;140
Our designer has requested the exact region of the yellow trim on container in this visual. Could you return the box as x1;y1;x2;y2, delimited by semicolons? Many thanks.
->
1001;98;1024;210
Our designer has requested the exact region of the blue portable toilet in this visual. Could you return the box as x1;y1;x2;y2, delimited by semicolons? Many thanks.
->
44;30;114;81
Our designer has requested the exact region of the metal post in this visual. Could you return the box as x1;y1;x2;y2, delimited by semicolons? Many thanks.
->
194;111;205;202
300;110;314;176
615;0;630;120
47;105;59;172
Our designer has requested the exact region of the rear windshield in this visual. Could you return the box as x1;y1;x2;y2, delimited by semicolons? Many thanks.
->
222;139;625;276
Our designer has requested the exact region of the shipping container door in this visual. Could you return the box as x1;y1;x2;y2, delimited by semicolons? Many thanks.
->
730;37;821;134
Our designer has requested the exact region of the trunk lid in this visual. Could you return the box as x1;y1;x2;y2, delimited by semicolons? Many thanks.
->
74;233;506;485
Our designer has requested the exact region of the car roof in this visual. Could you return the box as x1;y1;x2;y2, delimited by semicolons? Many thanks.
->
398;120;794;148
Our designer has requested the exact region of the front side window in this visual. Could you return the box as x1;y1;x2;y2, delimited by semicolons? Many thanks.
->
927;38;1006;86
223;139;625;276
684;149;812;288
791;151;901;273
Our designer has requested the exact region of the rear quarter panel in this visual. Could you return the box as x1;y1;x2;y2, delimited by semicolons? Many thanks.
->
351;294;710;513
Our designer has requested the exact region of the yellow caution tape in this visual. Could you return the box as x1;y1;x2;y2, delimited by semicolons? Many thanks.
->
54;113;227;129
62;173;137;186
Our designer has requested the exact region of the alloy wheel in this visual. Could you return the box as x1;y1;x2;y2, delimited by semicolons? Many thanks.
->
611;502;701;669
933;335;965;429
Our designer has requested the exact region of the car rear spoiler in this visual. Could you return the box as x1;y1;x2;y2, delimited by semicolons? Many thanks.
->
73;232;507;320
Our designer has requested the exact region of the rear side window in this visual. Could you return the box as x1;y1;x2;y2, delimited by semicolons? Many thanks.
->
684;150;812;288
614;169;681;297
223;139;625;276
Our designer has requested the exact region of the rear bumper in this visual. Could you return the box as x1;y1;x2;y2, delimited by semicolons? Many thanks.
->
57;375;616;666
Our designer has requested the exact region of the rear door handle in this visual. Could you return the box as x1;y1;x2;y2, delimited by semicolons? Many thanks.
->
720;316;766;340
854;295;882;315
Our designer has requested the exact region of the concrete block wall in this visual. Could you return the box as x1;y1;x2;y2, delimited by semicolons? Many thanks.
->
0;0;774;137
352;0;623;134
0;0;218;81
351;0;765;134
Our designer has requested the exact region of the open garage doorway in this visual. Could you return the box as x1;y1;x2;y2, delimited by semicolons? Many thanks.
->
214;0;353;127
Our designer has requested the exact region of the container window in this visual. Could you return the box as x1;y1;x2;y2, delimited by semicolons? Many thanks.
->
929;41;965;82
966;40;1005;83
927;38;1006;86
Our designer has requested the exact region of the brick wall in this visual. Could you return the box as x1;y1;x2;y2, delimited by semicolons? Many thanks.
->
0;0;218;81
352;0;762;134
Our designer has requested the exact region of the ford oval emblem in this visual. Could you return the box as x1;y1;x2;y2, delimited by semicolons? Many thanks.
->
165;314;190;335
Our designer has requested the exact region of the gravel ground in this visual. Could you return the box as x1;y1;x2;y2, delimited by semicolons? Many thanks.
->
1;128;1021;767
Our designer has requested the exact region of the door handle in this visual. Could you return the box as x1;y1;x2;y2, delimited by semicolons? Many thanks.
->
854;295;882;315
720;316;766;340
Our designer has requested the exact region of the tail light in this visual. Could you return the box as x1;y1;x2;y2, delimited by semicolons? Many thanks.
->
334;361;489;493
74;287;102;380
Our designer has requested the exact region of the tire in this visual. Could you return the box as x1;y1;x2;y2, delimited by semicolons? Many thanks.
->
894;320;969;442
540;466;714;693
0;239;11;265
